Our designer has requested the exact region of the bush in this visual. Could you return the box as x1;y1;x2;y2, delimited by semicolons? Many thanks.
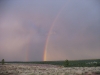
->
1;59;5;65
96;62;100;66
64;59;69;67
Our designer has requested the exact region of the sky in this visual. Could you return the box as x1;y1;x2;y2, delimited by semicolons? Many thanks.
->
0;0;100;61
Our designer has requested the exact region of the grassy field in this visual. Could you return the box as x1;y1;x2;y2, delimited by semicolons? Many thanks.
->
0;64;100;75
1;59;100;67
0;59;100;75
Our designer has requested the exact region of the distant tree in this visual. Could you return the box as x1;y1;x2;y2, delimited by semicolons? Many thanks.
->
64;59;69;67
1;59;5;65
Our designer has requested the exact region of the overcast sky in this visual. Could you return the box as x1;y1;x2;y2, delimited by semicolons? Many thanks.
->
0;0;100;61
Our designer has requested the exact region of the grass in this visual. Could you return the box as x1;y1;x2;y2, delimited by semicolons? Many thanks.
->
0;59;100;67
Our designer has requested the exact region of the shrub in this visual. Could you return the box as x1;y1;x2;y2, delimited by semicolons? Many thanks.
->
64;59;69;67
1;59;5;65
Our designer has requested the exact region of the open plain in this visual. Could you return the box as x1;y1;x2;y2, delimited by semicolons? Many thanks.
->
0;63;100;75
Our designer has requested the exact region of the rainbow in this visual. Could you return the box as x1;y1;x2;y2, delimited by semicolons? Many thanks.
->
43;3;67;61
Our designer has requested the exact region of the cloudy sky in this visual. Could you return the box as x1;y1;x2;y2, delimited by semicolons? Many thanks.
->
0;0;100;61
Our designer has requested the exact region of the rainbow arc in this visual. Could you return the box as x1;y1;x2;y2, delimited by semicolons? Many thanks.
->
43;2;68;61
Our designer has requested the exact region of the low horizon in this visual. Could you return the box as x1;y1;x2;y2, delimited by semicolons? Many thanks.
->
1;58;100;62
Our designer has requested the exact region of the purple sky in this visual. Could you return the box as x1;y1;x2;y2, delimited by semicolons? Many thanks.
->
0;0;100;61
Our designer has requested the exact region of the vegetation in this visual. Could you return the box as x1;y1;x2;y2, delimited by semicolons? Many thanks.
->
96;62;100;66
64;59;69;67
1;59;5;65
0;59;100;67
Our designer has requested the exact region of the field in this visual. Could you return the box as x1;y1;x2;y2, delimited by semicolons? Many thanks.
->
4;59;100;67
0;59;100;75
